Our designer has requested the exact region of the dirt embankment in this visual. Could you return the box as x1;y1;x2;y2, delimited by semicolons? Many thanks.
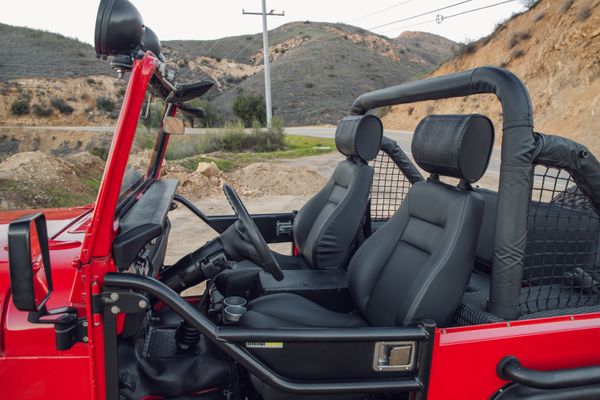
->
0;149;327;211
0;75;125;126
382;0;600;155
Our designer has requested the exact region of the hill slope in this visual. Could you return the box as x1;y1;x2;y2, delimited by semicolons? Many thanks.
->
164;22;456;124
0;21;456;126
382;0;600;154
0;23;111;80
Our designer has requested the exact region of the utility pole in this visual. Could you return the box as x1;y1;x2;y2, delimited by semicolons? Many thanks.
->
242;1;284;127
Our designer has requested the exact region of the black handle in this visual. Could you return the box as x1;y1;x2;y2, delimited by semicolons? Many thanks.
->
498;356;600;390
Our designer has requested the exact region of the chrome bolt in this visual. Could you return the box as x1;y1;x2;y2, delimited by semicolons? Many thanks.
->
111;306;120;314
83;336;89;343
110;292;119;301
83;321;88;327
138;300;148;309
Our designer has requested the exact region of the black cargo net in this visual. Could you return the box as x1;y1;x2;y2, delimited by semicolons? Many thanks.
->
521;165;600;314
370;150;412;221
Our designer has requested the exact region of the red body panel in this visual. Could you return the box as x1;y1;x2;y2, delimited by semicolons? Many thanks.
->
428;313;600;399
0;54;158;400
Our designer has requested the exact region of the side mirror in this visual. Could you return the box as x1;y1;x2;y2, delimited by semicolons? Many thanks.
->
8;213;53;312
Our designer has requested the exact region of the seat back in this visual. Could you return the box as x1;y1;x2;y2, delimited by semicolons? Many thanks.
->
293;115;383;269
348;114;493;327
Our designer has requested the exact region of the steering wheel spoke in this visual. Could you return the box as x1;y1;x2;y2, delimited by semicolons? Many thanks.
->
222;184;284;281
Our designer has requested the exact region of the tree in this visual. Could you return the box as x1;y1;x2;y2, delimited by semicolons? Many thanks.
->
232;94;266;127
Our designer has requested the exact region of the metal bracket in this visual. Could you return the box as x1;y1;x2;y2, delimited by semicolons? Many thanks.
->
93;290;150;315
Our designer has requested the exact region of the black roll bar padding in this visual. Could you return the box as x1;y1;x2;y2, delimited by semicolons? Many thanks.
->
351;66;537;320
380;136;424;184
533;133;600;214
103;273;427;394
497;355;600;390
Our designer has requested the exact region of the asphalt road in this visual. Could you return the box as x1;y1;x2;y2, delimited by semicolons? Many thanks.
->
4;124;501;175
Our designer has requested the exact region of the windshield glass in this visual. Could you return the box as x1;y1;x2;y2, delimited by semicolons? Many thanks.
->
118;91;165;200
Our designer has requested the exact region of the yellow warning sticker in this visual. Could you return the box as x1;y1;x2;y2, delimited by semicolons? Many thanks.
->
245;341;284;349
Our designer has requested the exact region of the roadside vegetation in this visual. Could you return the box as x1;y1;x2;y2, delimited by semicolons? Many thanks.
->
133;116;335;172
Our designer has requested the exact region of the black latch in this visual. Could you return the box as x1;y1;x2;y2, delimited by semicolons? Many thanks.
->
276;220;294;236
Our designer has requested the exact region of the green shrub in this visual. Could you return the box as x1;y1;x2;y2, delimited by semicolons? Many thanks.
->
10;99;30;116
560;0;574;12
511;49;526;59
96;96;116;113
50;98;74;115
577;5;592;21
507;30;531;49
32;103;53;117
271;116;285;136
189;99;224;128
164;120;286;160
232;94;266;127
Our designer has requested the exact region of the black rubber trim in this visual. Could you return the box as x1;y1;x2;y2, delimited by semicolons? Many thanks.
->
498;356;600;390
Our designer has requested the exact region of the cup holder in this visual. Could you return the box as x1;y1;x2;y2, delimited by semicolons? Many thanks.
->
224;305;247;323
224;296;247;308
222;296;248;324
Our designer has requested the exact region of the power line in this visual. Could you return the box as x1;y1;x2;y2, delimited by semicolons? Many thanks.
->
349;0;418;22
368;0;474;31
442;0;517;22
380;0;518;34
230;35;262;60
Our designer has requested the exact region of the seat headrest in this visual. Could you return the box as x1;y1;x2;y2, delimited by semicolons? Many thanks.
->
335;115;383;161
411;114;494;183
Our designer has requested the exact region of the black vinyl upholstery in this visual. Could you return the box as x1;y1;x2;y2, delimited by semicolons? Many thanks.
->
241;114;491;328
241;114;490;400
215;116;382;296
293;158;373;269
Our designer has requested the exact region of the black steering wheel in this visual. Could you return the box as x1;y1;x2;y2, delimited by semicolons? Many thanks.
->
222;183;284;281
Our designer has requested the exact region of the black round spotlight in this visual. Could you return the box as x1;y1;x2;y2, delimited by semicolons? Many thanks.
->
141;26;164;61
95;0;144;57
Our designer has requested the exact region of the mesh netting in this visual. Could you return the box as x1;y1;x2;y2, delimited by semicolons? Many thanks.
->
370;150;412;221
521;165;600;314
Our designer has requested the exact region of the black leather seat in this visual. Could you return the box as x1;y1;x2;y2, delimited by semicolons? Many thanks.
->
241;114;494;331
216;115;383;296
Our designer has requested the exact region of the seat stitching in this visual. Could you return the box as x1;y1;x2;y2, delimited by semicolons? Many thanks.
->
364;196;411;316
402;194;470;325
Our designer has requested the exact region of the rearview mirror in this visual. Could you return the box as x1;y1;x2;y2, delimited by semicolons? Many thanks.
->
8;213;53;312
177;103;206;120
163;116;185;135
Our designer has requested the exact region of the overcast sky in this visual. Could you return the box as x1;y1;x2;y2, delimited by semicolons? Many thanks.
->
2;0;527;44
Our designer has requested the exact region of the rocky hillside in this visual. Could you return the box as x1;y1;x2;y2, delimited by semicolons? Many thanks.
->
0;21;455;126
164;22;456;124
382;0;600;154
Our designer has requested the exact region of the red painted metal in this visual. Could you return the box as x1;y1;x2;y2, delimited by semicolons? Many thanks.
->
0;53;160;400
82;54;159;400
427;313;600;399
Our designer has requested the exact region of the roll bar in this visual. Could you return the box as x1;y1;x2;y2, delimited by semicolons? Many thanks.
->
352;67;537;320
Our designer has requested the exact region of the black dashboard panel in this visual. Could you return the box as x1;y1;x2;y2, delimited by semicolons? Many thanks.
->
113;179;179;271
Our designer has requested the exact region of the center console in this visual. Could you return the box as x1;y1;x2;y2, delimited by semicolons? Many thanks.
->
258;269;352;312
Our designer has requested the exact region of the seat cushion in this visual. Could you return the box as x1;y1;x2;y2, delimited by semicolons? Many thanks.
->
240;293;367;329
